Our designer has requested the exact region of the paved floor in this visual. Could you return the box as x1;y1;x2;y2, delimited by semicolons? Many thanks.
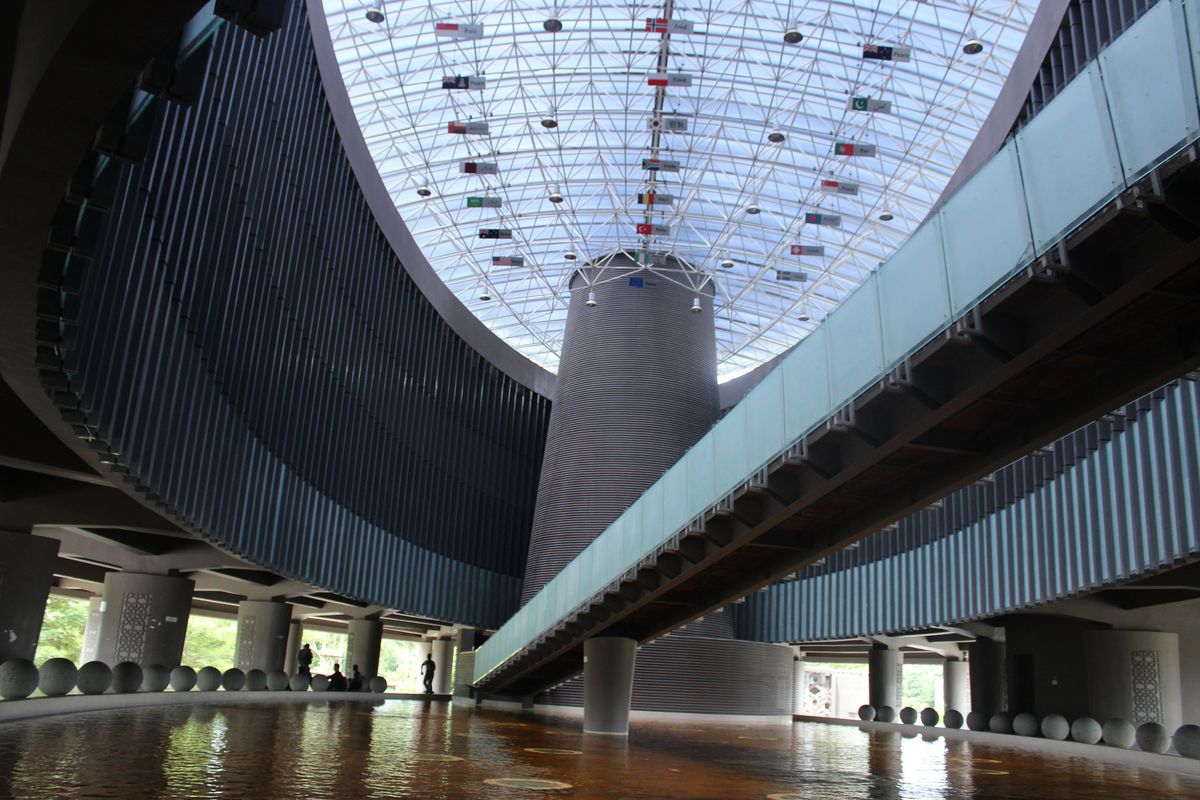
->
0;699;1196;798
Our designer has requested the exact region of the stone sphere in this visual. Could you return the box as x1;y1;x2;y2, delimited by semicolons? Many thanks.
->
1041;714;1069;740
266;670;289;691
289;674;310;692
857;704;876;721
221;668;245;691
245;669;267;691
1013;712;1039;737
1071;716;1102;744
1136;722;1170;754
1172;724;1200;759
110;661;143;693
369;676;387;693
0;659;39;699
944;709;964;729
966;711;989;731
899;707;917;725
1102;718;1136;749
37;657;77;697
988;712;1013;734
170;666;197;691
196;666;222;691
142;664;170;692
311;674;330;692
920;708;940;727
77;661;112;695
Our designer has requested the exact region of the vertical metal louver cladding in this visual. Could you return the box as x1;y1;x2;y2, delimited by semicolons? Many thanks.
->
521;254;719;604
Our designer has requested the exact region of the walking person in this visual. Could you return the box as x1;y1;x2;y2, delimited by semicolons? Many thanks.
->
421;653;436;694
297;643;314;677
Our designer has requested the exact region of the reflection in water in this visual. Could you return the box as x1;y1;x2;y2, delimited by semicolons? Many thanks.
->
0;702;1196;799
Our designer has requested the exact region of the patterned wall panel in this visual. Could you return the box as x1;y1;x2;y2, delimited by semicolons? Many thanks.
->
1130;650;1163;725
739;379;1200;642
235;616;257;672
114;592;152;665
56;1;550;628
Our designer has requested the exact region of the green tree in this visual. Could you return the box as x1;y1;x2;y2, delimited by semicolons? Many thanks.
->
181;614;237;669
34;594;88;664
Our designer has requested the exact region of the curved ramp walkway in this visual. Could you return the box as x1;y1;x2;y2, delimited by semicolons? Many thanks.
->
474;0;1200;697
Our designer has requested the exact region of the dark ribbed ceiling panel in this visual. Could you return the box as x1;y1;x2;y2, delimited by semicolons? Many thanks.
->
521;256;718;604
56;1;549;627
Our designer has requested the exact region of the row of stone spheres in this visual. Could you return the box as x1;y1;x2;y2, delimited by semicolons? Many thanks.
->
856;704;1200;760
0;658;389;698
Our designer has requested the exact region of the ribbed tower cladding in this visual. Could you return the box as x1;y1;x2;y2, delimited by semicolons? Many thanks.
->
521;253;718;604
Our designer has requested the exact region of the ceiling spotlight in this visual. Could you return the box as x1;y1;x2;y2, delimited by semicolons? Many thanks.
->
745;203;761;215
365;3;385;23
720;257;735;269
690;296;702;313
549;190;564;203
479;291;492;301
541;114;558;129
564;250;577;261
783;28;803;44
544;16;563;32
416;185;432;197
768;128;786;144
878;209;894;221
585;290;597;307
797;312;811;322
962;36;984;55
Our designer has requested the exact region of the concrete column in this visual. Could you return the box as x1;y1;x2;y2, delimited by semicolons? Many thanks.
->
283;620;303;676
868;646;902;710
95;572;193;668
0;530;59;663
79;595;103;663
969;636;1007;716
583;637;637;735
943;659;969;714
1084;629;1183;733
234;601;292;673
792;657;805;716
431;638;453;695
345;618;382;688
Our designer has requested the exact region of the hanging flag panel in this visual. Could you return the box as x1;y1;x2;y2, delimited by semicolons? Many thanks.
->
636;222;670;236
648;117;689;132
646;18;695;34
467;196;503;208
776;270;808;282
435;22;484;39
862;44;911;61
848;96;892;113
479;228;512;239
819;179;859;195
442;75;486;90
449;121;489;135
834;142;876;156
805;212;842;227
461;161;499;174
492;255;524;266
642;158;681;172
790;245;826;256
636;192;675;205
647;73;693;88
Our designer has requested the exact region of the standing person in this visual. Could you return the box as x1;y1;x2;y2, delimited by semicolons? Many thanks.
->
421;653;436;694
297;643;314;677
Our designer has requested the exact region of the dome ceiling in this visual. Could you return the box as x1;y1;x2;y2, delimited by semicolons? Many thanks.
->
322;0;1036;380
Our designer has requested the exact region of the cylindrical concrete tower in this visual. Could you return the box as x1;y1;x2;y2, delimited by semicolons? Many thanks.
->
521;254;719;603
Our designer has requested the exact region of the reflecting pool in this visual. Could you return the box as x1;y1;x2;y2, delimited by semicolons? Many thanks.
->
0;700;1196;799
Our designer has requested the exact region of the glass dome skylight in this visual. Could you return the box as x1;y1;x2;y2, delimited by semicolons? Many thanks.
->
322;0;1036;380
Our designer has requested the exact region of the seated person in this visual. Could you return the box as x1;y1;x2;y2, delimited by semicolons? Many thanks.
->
329;663;348;692
348;664;364;692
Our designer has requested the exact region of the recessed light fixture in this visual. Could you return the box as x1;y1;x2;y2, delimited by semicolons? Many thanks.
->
479;291;491;301
878;209;894;221
721;257;735;269
962;36;984;55
768;128;786;144
746;203;761;215
564;251;577;261
544;17;563;32
783;28;803;44
365;4;384;23
417;185;432;197
549;190;564;203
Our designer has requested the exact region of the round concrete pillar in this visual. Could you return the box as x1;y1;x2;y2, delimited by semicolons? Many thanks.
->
520;257;718;604
431;638;453;695
283;620;303;676
583;637;637;735
869;647;903;711
943;659;969;714
0;530;59;663
792;658;805;716
968;636;1006;717
95;572;193;668
345;619;382;689
234;601;292;673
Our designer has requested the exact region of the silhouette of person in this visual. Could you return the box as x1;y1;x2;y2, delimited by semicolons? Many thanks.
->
348;664;364;692
297;643;314;677
329;662;348;692
421;653;436;694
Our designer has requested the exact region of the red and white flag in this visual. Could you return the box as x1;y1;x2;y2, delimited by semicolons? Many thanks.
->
648;73;693;88
645;18;694;34
435;21;484;39
636;222;670;236
790;245;826;256
819;179;859;195
448;121;489;135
